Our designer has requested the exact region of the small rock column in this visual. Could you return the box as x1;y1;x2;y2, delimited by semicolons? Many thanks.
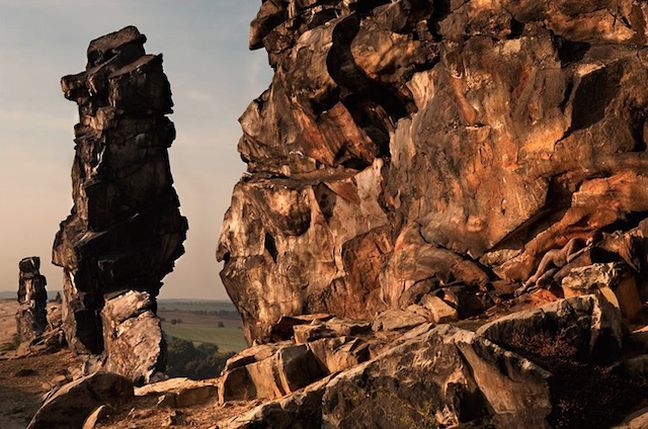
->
16;257;48;343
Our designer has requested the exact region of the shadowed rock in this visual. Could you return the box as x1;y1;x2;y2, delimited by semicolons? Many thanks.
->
52;26;187;382
16;257;48;343
27;372;133;429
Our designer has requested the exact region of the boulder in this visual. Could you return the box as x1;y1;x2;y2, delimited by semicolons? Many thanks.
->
371;307;429;332
220;324;552;428
270;314;335;342
421;294;458;324
222;342;287;372
220;376;333;429
27;372;133;429
321;325;552;429
322;318;371;337
293;317;371;343
562;263;642;322
135;377;218;408
307;337;370;373
100;291;165;385
477;295;623;362
220;344;326;402
293;323;337;344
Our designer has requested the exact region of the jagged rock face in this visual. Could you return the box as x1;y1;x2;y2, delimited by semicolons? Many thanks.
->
100;291;165;384
16;257;48;343
218;0;648;343
52;26;187;367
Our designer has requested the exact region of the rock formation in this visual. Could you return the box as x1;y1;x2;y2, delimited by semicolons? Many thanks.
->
16;257;48;343
212;0;648;427
218;0;648;344
52;26;187;383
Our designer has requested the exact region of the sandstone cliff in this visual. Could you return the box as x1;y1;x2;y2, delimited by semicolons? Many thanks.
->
218;0;648;345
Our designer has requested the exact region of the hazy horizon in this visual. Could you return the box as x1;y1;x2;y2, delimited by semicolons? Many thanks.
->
0;1;272;300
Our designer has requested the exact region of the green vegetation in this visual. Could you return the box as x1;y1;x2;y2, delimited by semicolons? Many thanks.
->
166;336;234;380
162;322;247;353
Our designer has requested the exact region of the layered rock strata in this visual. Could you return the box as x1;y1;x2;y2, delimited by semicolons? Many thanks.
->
16;257;48;343
52;26;187;382
218;0;648;345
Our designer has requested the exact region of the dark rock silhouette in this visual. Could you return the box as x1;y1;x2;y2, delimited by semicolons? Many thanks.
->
52;26;187;383
16;257;48;343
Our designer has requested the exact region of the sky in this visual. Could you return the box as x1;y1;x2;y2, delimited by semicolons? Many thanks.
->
0;1;272;300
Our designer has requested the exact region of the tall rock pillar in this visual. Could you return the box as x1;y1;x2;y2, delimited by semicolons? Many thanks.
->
53;26;187;383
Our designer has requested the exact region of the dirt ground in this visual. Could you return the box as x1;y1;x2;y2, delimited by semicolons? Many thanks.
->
0;300;84;428
0;300;252;429
0;299;18;346
0;349;82;428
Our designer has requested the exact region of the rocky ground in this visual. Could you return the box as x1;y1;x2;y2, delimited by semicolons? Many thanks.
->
7;286;648;429
10;0;648;427
0;299;252;429
0;300;83;429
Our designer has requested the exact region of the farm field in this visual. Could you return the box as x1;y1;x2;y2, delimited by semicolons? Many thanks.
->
158;299;247;353
0;294;247;353
161;323;247;353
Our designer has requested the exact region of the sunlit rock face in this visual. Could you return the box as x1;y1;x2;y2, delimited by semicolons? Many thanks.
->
52;26;187;381
217;0;648;345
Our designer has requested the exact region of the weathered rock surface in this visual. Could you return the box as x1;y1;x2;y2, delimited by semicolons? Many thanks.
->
221;324;552;429
100;291;165;384
52;26;187;380
218;0;648;345
562;262;643;322
27;371;133;429
207;2;648;427
220;316;371;403
477;294;624;362
135;377;218;408
16;257;48;343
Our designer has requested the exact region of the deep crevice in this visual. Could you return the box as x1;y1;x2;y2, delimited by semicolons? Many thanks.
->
264;232;278;263
326;14;415;160
555;37;591;67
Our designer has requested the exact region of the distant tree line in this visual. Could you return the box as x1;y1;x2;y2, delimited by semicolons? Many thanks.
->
165;336;234;380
